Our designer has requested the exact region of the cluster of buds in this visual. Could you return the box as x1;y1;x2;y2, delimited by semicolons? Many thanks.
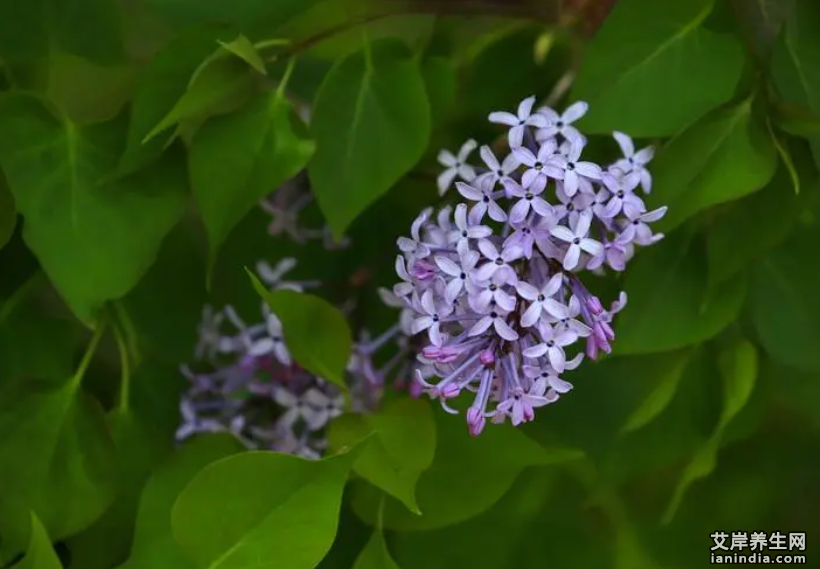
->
177;258;407;458
390;96;667;435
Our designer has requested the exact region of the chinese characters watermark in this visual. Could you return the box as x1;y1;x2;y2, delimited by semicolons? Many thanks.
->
710;532;806;564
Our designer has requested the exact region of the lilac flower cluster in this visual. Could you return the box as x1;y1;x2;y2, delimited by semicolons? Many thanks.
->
177;258;405;458
391;96;667;435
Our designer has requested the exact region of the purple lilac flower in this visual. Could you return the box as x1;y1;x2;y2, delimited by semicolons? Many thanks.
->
177;257;404;459
389;97;667;435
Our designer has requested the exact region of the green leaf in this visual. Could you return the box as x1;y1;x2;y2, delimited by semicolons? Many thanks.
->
218;34;267;75
46;53;136;126
145;0;322;37
0;0;123;64
731;0;795;61
771;1;820;165
0;175;16;252
65;410;170;569
664;340;757;522
328;398;436;514
120;218;209;363
191;90;315;275
248;271;352;389
308;38;431;239
351;412;582;531
353;529;402;569
420;56;456;125
620;350;691;434
615;231;747;355
771;100;820;137
142;54;257;144
118;434;244;569
0;309;78;385
0;94;188;323
0;377;116;556
571;0;744;137
118;24;233;174
171;450;357;569
706;145;816;288
648;98;777;232
752;213;820;371
16;513;63;569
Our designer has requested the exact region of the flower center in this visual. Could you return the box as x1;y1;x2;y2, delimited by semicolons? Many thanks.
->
459;272;466;279
547;340;555;347
482;196;490;203
534;162;543;171
490;311;498;319
495;258;503;266
462;230;468;237
617;190;624;198
572;237;581;245
567;162;575;171
556;120;564;128
537;294;545;302
489;284;498;291
525;192;534;200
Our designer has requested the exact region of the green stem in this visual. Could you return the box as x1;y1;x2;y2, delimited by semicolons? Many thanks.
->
70;316;108;392
277;56;297;97
114;322;131;413
113;300;142;366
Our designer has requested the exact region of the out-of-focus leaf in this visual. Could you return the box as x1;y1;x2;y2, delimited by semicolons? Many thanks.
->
171;450;357;569
118;24;234;174
572;0;744;137
66;409;170;569
0;0;124;64
0;94;188;323
328;398;435;514
145;0;322;38
351;411;582;531
218;34;267;75
352;529;401;569
615;231;747;355
620;350;692;434
0;376;116;556
420;55;456;125
308;38;431;239
751;211;820;371
0;175;16;252
664;340;758;522
191;90;314;275
706;142;817;288
15;513;63;569
117;434;244;569
248;271;352;390
771;0;820;165
648;98;777;231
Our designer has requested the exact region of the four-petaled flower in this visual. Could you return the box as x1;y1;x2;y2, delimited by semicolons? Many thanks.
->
550;210;604;270
437;139;478;195
489;95;548;148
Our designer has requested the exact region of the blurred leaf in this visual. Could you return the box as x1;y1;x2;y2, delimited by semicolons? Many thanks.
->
706;144;816;288
572;0;744;137
649;98;777;231
248;272;352;390
66;410;170;569
771;0;820;165
772;360;820;433
420;55;456;125
731;0;795;61
620;350;691;434
663;340;757;522
16;513;63;569
145;0;322;37
0;377;116;556
171;450;357;569
352;529;401;569
0;308;77;385
0;176;16;252
118;24;233;174
218;34;267;75
117;434;244;569
615;231;747;355
46;53;136;125
308;38;431;239
328;398;435;514
191;90;315;276
771;100;820;136
751;212;820;371
0;95;188;323
352;411;582;531
0;0;123;64
143;54;257;144
121;217;208;363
